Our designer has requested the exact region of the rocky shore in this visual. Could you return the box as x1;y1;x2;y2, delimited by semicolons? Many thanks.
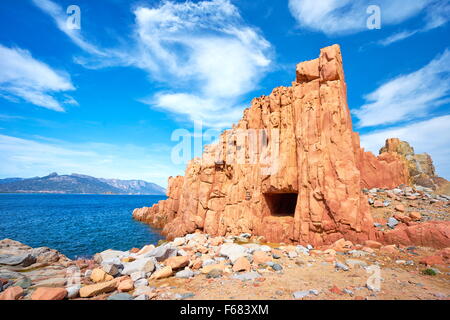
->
1;184;449;300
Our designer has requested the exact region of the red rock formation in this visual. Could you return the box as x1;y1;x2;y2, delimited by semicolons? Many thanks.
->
354;134;409;189
134;45;412;246
379;138;449;193
382;221;450;249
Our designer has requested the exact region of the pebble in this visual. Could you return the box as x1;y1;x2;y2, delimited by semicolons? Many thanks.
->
66;285;81;299
232;272;260;281
206;269;223;279
335;262;349;271
343;289;354;296
272;264;283;271
175;292;195;300
175;269;195;279
134;279;148;287
296;246;309;255
130;271;146;282
387;217;399;229
292;290;310;299
107;293;133;300
292;289;318;299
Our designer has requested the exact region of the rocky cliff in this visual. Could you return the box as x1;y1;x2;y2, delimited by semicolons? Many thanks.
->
379;138;449;194
134;45;424;246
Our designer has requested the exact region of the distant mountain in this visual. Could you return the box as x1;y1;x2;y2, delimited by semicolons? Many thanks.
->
0;173;166;195
0;178;24;184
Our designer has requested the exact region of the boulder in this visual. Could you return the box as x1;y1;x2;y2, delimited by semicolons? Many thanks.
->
66;285;81;299
232;272;260;281
0;254;36;267
201;264;226;274
79;279;117;298
107;293;133;300
175;269;195;279
219;244;247;263
409;212;422;221
0;286;23;300
163;256;189;270
121;258;156;275
232;257;251;272
94;249;125;264
90;268;113;283
117;279;134;292
149;266;173;280
252;251;272;265
144;244;177;262
137;245;155;255
31;287;67;300
101;262;122;276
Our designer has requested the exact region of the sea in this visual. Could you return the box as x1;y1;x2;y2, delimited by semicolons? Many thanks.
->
0;194;166;259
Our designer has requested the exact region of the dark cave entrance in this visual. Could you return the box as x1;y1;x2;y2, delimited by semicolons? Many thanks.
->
264;193;298;217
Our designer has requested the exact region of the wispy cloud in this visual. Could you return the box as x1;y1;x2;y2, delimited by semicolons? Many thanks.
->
377;30;419;46
288;0;430;35
32;0;273;128
0;44;76;111
377;0;450;46
353;49;450;128
131;0;272;127
0;134;182;187
31;0;104;55
360;115;450;180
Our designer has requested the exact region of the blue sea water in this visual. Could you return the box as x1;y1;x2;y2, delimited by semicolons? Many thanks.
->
0;194;166;259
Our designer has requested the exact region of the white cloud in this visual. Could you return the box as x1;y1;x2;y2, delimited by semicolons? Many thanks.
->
31;0;105;56
0;45;75;111
377;0;450;46
288;0;430;35
360;115;450;180
353;49;450;128
142;93;244;128
377;30;419;46
131;0;272;127
423;0;450;30
32;0;272;128
0;134;183;187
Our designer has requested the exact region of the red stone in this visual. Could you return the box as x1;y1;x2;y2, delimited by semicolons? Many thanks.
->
419;255;445;266
329;285;343;295
31;287;67;300
0;287;24;300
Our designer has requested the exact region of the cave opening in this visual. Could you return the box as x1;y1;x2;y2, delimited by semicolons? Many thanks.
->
264;193;298;217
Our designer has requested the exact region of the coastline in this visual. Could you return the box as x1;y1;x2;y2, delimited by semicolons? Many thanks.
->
1;229;449;300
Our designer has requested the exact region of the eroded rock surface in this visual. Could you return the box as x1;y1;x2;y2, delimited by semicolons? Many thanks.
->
379;138;450;194
133;44;411;246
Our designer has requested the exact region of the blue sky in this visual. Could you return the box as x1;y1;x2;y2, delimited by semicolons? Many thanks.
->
0;0;449;187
